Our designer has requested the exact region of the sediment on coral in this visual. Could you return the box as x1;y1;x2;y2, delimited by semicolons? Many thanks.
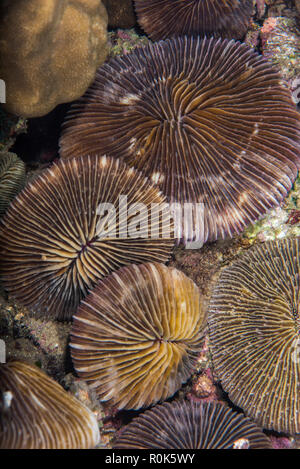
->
108;29;149;58
261;16;300;87
103;0;136;29
0;108;27;153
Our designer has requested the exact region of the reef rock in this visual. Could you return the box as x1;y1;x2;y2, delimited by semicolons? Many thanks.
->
102;0;136;28
261;16;300;89
0;0;108;117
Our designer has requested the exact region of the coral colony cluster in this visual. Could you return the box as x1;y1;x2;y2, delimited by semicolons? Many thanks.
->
60;35;300;245
0;155;174;320
0;0;300;450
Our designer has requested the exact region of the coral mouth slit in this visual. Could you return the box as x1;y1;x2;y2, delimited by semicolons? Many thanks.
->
0;155;174;320
80;237;97;253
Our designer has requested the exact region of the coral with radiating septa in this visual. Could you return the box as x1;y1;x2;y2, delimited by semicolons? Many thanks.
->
0;360;100;449
60;36;300;246
209;237;300;434
71;262;206;410
113;400;272;448
0;155;174;320
134;0;253;40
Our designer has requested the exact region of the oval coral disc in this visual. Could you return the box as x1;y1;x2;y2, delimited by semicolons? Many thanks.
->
71;262;206;409
209;237;300;434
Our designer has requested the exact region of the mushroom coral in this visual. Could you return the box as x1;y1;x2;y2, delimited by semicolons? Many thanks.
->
60;36;300;245
134;0;253;41
0;360;100;449
71;262;206;409
0;152;25;217
113;400;272;448
0;0;108;117
209;237;300;434
0;155;174;320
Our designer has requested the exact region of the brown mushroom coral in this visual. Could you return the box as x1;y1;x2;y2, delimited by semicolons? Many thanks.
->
0;360;100;449
0;152;25;217
134;0;253;41
208;237;300;434
71;262;206;410
0;0;108;117
113;400;272;448
0;155;174;320
60;36;300;245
